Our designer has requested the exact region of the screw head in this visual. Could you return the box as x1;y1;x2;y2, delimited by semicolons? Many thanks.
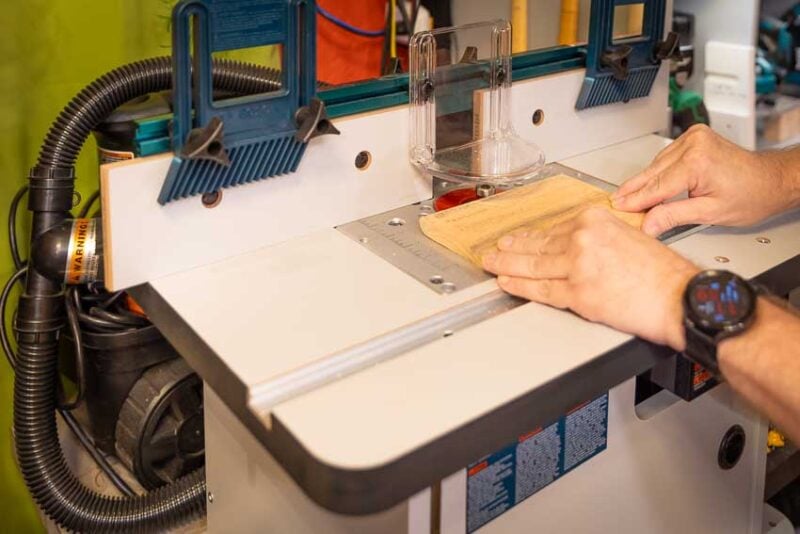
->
714;256;730;264
476;184;496;198
441;282;457;293
208;492;214;503
756;237;771;244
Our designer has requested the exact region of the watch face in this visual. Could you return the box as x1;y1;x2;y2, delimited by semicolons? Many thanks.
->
687;271;756;331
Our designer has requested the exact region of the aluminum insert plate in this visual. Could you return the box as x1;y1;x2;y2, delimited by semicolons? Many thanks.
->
337;163;703;294
337;200;489;294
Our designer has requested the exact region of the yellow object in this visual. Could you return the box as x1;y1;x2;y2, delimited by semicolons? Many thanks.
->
419;176;645;266
768;429;786;450
559;0;580;45
390;0;397;58
628;3;645;36
612;4;645;40
511;0;528;53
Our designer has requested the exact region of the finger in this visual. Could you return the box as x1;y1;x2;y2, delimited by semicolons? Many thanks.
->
495;232;569;256
613;173;654;201
483;251;570;279
613;150;686;204
613;141;688;200
641;197;715;237
613;162;692;212
651;134;689;163
496;276;570;309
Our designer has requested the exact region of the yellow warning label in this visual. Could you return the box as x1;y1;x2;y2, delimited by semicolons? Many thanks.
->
66;219;99;285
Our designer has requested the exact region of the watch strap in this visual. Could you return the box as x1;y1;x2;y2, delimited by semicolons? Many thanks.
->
683;322;720;376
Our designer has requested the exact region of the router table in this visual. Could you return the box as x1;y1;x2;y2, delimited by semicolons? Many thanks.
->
110;133;800;533
96;38;800;531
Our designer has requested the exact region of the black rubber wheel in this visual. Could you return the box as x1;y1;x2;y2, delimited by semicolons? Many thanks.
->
115;357;204;489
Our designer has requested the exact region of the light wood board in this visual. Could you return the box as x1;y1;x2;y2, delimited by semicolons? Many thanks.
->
419;175;644;265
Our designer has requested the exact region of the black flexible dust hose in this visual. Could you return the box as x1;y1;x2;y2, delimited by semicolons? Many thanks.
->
15;56;280;532
38;56;281;167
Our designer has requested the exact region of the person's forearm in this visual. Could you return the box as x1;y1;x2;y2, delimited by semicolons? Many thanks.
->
717;297;800;444
764;148;800;212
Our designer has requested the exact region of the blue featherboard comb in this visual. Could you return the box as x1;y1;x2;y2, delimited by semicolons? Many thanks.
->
576;0;679;110
159;0;338;205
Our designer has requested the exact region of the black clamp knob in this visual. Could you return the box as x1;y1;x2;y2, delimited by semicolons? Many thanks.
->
295;97;341;143
654;31;683;62
601;45;633;81
181;116;231;167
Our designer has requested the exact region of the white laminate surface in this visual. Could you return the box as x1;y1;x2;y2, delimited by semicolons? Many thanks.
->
150;134;800;470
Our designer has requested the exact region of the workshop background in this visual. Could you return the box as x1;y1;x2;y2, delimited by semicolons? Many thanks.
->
0;2;176;530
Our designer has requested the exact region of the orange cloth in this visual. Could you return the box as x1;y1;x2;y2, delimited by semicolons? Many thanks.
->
317;0;386;85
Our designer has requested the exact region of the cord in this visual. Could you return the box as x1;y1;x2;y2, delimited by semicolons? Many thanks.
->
59;287;86;411
1;267;26;369
77;309;132;331
98;290;125;310
89;307;148;327
78;190;100;219
317;4;386;37
60;410;136;497
9;186;28;271
72;286;148;332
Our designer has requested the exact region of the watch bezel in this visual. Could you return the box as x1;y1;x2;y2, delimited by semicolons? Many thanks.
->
683;270;758;338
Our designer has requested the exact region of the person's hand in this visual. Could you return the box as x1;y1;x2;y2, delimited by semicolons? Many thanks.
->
612;124;800;237
482;208;699;350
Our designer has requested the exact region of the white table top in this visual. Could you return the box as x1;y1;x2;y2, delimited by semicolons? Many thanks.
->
145;134;800;472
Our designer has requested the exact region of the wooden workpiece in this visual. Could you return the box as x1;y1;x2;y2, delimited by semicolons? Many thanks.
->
419;175;645;265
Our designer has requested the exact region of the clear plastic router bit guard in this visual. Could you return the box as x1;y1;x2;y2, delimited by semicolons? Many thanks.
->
409;20;545;186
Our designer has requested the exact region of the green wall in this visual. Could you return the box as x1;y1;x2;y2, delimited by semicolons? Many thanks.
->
1;1;175;530
1;2;280;528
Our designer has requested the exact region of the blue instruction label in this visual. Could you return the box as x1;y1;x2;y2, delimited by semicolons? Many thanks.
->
466;394;609;533
210;0;287;51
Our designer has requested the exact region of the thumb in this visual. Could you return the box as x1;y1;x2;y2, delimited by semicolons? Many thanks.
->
642;198;713;237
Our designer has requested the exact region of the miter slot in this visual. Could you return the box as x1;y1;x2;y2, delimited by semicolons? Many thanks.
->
248;290;523;416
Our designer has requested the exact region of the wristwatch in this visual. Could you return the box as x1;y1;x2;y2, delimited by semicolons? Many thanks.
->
682;270;759;375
